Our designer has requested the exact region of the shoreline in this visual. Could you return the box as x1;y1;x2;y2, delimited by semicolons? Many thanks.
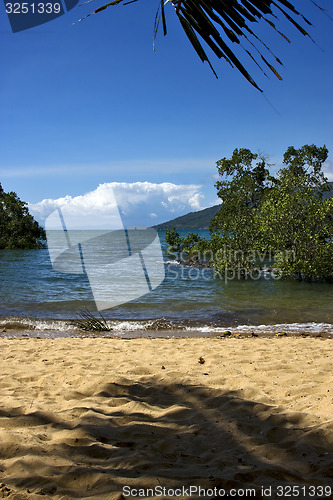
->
1;329;333;339
1;315;333;339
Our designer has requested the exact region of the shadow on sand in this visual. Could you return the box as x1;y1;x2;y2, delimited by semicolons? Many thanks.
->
0;379;332;499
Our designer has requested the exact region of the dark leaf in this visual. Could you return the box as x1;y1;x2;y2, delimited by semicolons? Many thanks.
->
87;0;328;90
161;0;167;36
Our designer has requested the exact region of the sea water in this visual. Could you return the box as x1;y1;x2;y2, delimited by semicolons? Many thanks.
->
0;229;332;336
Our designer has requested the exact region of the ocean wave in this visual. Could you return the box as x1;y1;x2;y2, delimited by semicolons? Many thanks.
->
108;318;184;331
0;316;184;334
190;322;333;335
0;316;332;337
0;317;76;332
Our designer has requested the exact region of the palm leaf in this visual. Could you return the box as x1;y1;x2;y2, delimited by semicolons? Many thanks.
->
85;0;327;90
74;308;112;332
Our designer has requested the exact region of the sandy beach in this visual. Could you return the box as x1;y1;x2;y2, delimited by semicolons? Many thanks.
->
0;336;332;499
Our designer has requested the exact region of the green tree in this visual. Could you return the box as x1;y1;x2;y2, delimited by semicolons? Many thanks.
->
165;227;183;254
168;145;333;281
0;183;46;249
210;148;274;274
90;0;327;91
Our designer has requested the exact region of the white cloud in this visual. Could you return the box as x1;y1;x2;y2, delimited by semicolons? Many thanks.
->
29;181;209;229
188;192;204;210
323;160;333;182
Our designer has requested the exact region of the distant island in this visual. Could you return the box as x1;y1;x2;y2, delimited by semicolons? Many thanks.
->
153;204;221;230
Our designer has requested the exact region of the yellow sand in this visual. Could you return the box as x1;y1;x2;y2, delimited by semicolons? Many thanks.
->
0;337;332;499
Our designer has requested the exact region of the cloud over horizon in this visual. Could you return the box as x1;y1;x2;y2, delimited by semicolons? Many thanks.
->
29;182;210;229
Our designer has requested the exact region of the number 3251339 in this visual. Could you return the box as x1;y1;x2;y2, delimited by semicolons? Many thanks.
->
6;3;61;14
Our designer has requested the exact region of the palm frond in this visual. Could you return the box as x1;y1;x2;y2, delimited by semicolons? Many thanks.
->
86;0;327;90
75;308;112;332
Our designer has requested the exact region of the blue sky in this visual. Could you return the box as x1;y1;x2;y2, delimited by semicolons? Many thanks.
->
0;0;332;226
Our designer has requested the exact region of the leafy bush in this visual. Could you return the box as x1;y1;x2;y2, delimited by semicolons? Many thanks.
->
0;183;46;249
169;145;333;282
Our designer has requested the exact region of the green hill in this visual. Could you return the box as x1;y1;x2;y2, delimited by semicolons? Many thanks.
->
323;181;333;200
153;205;221;230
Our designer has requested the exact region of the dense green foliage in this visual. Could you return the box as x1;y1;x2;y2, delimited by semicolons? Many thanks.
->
258;146;332;281
210;148;276;273
0;184;46;249
165;227;183;254
166;145;333;282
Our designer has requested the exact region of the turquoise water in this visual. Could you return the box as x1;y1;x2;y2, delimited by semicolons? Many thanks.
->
0;229;332;335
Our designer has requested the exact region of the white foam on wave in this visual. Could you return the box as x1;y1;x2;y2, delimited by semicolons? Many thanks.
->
189;322;333;335
0;317;174;333
0;318;75;332
1;317;332;336
0;318;154;333
109;321;153;331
